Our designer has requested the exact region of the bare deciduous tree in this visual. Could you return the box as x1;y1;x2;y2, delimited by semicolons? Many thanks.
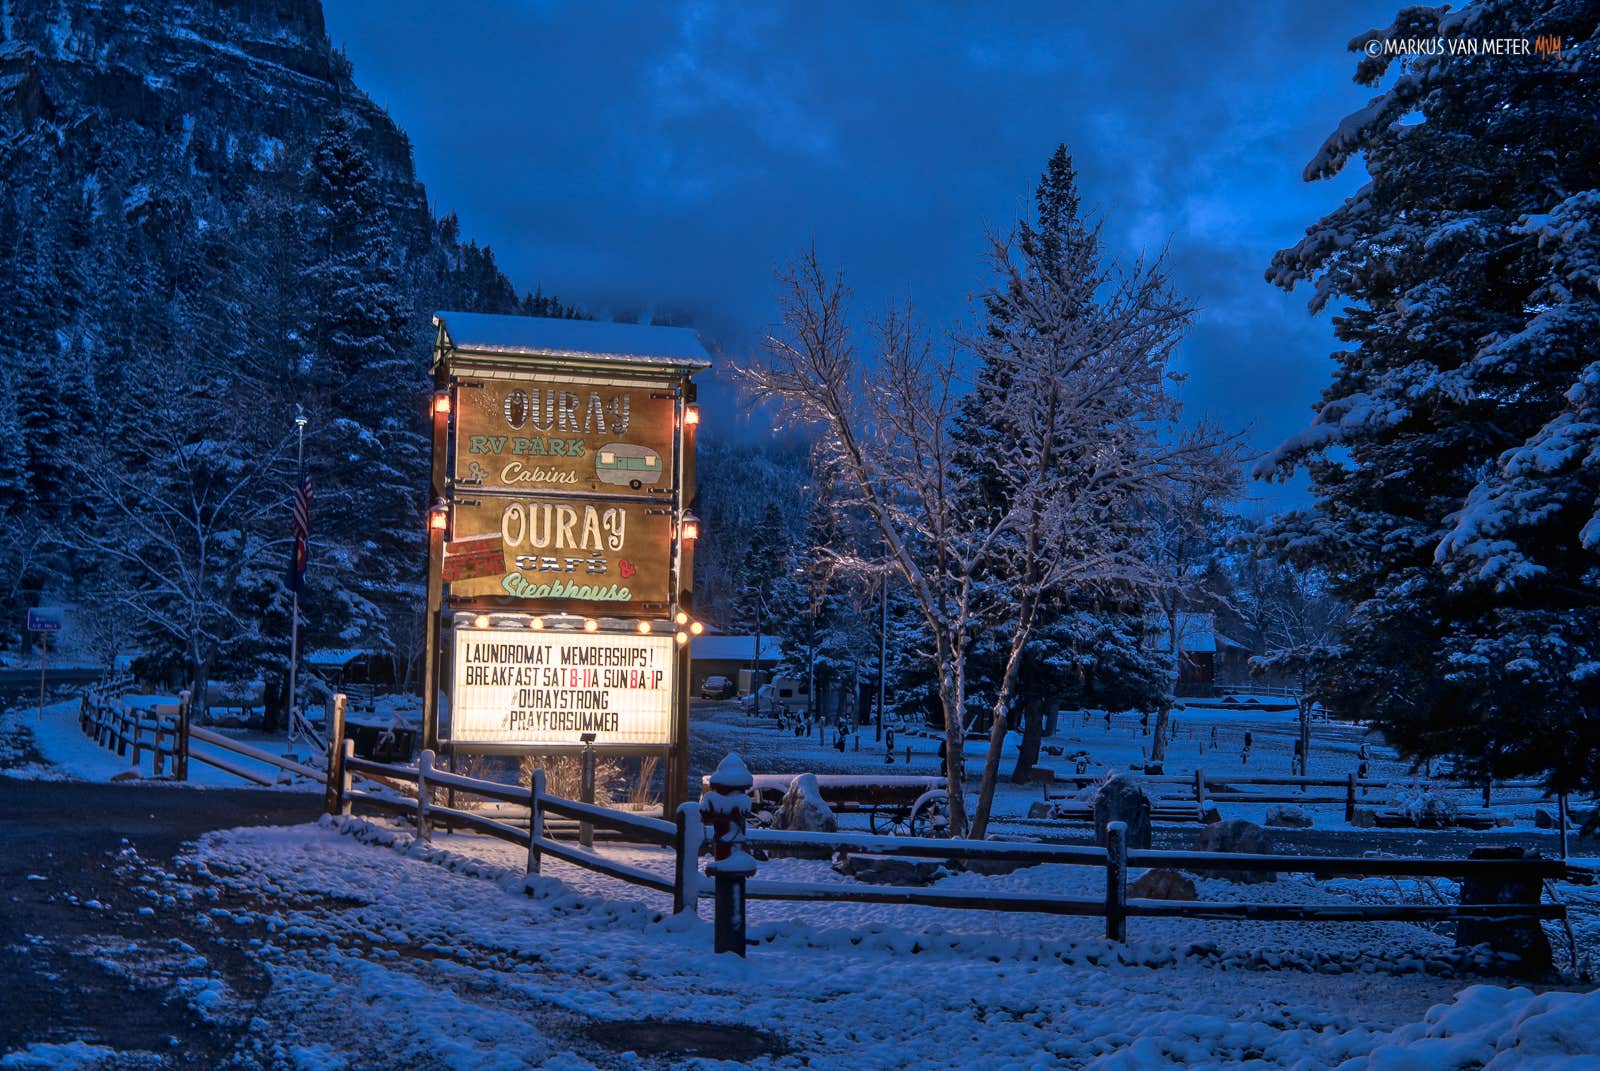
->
62;378;290;715
742;237;1243;838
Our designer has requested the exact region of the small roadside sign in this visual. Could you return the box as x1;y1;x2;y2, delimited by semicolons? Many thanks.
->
26;607;64;633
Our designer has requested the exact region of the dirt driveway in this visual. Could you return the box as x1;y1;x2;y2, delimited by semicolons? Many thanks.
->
0;777;318;1064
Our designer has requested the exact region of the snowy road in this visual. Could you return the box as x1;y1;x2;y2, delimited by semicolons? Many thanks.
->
0;778;318;1066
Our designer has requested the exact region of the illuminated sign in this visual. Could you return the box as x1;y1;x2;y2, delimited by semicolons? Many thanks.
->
452;378;676;496
445;496;673;607
450;629;676;746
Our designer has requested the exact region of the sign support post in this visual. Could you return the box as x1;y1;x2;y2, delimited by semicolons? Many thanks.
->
423;354;451;753
26;607;63;720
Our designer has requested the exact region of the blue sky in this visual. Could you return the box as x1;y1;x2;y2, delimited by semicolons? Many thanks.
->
325;1;1401;512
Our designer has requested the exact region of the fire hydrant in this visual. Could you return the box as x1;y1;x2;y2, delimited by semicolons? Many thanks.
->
699;753;756;955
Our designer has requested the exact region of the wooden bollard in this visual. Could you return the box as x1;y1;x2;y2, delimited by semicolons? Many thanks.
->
1105;820;1128;942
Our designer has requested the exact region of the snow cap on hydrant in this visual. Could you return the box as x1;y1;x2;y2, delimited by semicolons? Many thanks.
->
708;752;753;792
700;753;753;863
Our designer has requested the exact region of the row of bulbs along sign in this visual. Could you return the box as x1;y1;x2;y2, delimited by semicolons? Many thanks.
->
427;314;710;758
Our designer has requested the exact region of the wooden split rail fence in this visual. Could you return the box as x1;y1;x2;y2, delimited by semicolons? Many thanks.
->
326;737;705;914
1040;770;1556;825
326;746;1568;957
77;684;324;787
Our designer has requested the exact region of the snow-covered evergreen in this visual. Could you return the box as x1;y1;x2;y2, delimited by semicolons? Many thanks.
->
1260;0;1600;791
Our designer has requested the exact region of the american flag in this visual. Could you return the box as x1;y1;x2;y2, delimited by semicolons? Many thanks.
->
288;464;313;596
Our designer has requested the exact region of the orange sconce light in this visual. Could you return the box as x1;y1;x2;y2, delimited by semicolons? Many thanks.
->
428;500;449;534
432;391;451;417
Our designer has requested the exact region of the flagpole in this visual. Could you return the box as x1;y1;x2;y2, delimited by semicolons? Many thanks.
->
288;407;306;742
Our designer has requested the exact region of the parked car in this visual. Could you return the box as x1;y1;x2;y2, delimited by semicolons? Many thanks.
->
700;675;736;700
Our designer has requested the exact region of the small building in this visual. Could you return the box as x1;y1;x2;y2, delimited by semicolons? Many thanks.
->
305;649;397;691
689;634;782;695
1158;608;1254;685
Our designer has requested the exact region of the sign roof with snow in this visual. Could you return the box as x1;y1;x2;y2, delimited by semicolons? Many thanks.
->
433;311;712;372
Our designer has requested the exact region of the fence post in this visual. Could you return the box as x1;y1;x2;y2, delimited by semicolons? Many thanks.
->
416;749;434;843
1557;791;1569;861
153;712;166;778
673;801;703;915
1193;769;1206;821
130;716;142;768
116;711;128;757
338;739;353;816
319;692;346;806
580;738;596;849
1105;820;1128;943
325;730;352;817
1346;772;1358;823
526;769;545;875
177;690;192;781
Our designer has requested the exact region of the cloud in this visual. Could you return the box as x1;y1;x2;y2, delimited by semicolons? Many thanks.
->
326;0;1400;511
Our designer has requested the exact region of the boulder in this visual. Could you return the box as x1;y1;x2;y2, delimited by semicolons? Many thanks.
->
1027;801;1055;819
775;773;837;833
764;773;837;858
835;853;945;886
1533;808;1558;830
110;769;143;782
1265;805;1313;829
1350;807;1379;829
1456;847;1553;977
1093;774;1152;849
1193;820;1276;883
1576;810;1600;845
1128;868;1196;901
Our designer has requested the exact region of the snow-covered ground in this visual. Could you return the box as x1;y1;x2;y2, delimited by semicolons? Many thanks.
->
4;690;1599;1068
13;814;1582;1070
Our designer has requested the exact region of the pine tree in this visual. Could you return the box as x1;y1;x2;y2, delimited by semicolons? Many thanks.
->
299;113;428;658
732;502;788;632
952;145;1171;779
1261;1;1600;792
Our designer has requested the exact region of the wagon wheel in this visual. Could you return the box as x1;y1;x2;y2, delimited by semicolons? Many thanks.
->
899;790;950;838
869;806;902;836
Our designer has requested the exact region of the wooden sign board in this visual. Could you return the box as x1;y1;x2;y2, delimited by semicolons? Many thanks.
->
442;532;506;583
450;628;677;747
453;378;676;497
446;495;673;608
